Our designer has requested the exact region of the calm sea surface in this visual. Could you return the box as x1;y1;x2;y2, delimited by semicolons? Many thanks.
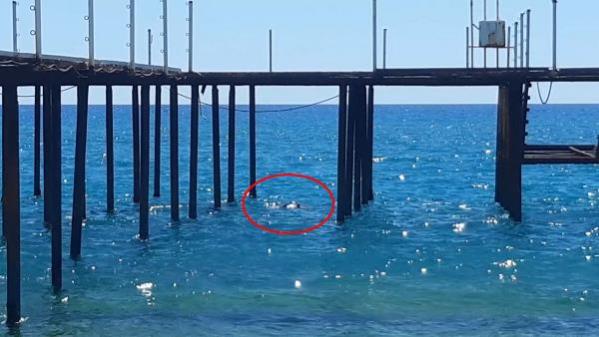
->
1;103;599;336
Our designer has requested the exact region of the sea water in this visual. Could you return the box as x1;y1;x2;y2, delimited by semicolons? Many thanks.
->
0;103;598;336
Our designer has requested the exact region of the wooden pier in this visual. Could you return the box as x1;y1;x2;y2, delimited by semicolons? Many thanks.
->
1;54;599;326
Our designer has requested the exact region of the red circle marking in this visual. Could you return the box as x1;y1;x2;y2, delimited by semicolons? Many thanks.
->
241;173;336;236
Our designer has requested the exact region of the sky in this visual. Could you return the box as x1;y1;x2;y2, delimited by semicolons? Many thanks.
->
1;0;599;104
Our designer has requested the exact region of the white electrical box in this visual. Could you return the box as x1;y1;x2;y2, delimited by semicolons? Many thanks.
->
479;21;506;48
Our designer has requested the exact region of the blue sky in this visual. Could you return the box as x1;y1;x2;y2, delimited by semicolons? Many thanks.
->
2;0;599;104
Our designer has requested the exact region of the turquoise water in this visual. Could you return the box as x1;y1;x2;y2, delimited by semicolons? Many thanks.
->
1;102;599;336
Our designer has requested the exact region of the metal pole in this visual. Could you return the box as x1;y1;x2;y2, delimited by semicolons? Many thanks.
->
552;0;557;70
496;0;499;68
148;29;152;65
470;0;474;67
162;0;169;72
188;1;193;72
88;0;95;66
269;29;273;72
507;26;511;68
372;0;377;71
483;0;487;68
466;27;470;68
520;12;524;68
34;0;42;59
526;9;531;68
383;28;387;69
129;0;135;69
514;22;518;68
12;1;18;53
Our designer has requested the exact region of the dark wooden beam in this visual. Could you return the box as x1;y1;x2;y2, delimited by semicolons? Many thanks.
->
34;85;41;197
169;85;180;221
336;85;348;223
154;85;161;198
249;86;257;198
106;86;115;213
212;86;222;209
227;86;236;203
189;85;199;219
2;85;21;326
140;85;150;239
70;85;89;260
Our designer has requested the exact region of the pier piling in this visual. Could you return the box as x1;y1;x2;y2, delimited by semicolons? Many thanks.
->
2;85;21;326
366;85;375;202
154;86;162;197
212;86;222;209
227;86;236;203
43;86;51;226
132;86;140;203
106;86;115;213
34;86;42;197
189;85;199;219
249;86;257;198
50;85;62;293
140;85;150;239
336;86;348;223
345;86;356;217
70;85;89;260
169;85;180;221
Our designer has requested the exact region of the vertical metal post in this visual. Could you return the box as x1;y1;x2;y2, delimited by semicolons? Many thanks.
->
249;86;257;198
189;85;199;218
372;0;377;71
507;26;511;68
466;27;470;68
520;12;524;68
42;86;51;226
514;22;518;68
268;29;273;72
129;0;135;69
139;85;150;240
87;0;95;66
162;0;169;72
2;85;21;327
552;0;557;70
366;85;375;202
50;85;62;293
148;29;152;65
470;0;474;67
132;86;140;203
212;86;222;209
188;1;193;72
12;1;18;53
34;0;42;59
106;86;115;213
169;85;180;221
495;0;499;68
526;9;531;68
383;28;387;69
483;0;487;68
227;86;236;203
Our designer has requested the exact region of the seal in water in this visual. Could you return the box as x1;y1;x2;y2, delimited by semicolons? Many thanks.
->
282;201;301;210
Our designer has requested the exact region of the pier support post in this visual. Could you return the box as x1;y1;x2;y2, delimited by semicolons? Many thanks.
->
50;85;62;293
34;85;42;197
154;85;161;198
495;83;525;221
2;85;21;326
169;85;180;221
352;85;367;212
336;86;348;223
227;86;236;203
132;86;140;203
106;86;115;213
212;86;222;209
189;85;199;219
366;85;375;202
70;85;89;260
43;86;51;226
249;86;257;198
345;86;356;217
140;85;150;239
